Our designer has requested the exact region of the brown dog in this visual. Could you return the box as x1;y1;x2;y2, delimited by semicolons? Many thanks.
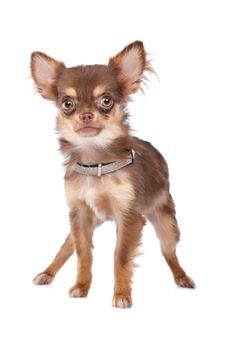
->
31;41;194;308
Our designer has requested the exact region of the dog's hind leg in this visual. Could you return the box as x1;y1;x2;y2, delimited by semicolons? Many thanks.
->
147;194;195;288
33;233;74;285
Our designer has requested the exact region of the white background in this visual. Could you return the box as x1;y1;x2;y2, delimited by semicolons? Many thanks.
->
0;0;232;349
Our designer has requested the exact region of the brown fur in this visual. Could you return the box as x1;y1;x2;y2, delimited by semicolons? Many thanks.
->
31;41;195;308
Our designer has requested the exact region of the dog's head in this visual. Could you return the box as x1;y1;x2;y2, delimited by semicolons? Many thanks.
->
31;41;152;149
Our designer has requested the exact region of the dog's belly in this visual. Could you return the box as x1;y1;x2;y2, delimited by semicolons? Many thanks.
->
65;173;135;221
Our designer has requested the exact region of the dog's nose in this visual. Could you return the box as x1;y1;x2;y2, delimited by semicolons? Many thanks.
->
79;112;94;122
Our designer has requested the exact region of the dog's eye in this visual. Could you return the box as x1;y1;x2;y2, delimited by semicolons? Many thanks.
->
100;96;114;110
62;98;75;113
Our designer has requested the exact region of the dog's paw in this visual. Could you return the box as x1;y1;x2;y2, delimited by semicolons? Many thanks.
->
69;285;89;298
175;275;195;289
112;294;132;308
33;272;54;285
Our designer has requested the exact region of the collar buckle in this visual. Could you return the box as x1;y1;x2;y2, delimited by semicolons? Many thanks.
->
97;164;102;177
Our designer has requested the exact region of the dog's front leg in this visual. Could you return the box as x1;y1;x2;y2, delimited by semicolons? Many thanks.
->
112;212;145;308
69;203;98;298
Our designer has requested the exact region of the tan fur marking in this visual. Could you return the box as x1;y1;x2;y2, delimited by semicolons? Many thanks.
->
111;104;125;122
154;213;178;253
65;87;77;97
93;85;106;97
65;174;135;221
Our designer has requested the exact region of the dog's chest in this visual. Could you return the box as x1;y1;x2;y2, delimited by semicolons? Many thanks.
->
65;173;135;221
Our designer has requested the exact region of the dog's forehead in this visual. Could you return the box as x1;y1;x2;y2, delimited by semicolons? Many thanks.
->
57;64;118;96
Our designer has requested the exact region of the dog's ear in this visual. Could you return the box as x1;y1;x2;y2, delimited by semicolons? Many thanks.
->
109;41;152;95
30;52;65;100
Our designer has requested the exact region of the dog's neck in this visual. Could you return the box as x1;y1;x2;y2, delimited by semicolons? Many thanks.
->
59;135;133;167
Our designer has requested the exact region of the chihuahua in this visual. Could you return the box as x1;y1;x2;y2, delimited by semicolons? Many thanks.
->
31;41;194;308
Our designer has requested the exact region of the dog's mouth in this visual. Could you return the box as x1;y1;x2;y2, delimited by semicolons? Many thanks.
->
76;126;102;137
